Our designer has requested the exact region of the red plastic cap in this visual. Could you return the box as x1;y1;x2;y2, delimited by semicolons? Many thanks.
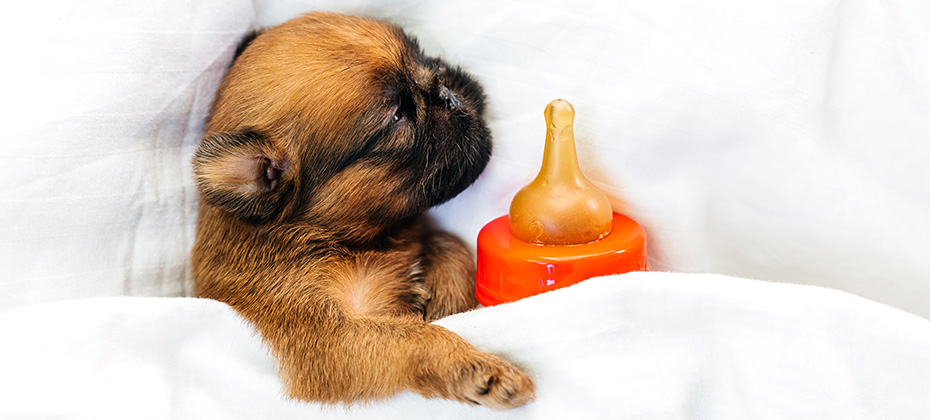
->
475;213;647;306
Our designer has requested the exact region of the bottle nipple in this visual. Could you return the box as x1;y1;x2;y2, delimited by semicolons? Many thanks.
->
509;99;613;245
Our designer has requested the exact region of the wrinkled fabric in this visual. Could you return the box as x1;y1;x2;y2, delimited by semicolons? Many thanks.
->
0;0;254;308
2;0;927;317
1;1;930;417
1;272;928;419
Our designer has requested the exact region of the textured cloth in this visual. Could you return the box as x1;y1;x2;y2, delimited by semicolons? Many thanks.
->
2;272;929;419
2;0;928;317
2;0;930;417
0;0;253;307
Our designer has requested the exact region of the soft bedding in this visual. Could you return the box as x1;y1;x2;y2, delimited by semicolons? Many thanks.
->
2;272;929;419
1;0;929;418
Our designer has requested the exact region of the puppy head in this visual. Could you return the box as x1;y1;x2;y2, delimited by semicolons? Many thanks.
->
192;12;491;238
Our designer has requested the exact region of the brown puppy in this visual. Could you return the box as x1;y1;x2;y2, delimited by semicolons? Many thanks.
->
190;12;534;409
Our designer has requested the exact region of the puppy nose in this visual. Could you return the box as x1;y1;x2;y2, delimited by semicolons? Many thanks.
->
439;85;461;109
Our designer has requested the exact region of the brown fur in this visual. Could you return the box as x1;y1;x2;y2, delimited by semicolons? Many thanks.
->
191;12;534;409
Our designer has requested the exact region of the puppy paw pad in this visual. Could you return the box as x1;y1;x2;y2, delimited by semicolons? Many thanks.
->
455;355;535;410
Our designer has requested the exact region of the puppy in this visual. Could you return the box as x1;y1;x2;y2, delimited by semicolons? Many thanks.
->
190;12;534;409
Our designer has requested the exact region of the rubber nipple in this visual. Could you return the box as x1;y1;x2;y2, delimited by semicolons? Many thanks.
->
509;99;613;245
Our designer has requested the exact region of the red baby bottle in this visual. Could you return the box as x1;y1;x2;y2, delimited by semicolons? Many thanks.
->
475;99;647;306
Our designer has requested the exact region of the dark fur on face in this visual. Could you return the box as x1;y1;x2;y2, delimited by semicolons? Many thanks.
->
191;12;533;409
193;15;491;235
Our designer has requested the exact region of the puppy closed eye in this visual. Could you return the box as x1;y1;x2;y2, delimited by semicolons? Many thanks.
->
373;105;403;132
389;92;416;125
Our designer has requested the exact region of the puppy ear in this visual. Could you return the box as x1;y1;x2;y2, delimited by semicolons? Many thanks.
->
192;129;292;223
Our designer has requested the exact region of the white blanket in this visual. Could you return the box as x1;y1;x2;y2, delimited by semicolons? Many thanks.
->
2;272;929;419
2;0;930;418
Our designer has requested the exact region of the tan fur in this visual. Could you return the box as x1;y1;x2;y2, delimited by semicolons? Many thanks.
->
191;12;534;409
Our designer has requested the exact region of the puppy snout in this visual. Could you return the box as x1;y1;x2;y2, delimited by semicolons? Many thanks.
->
439;85;461;110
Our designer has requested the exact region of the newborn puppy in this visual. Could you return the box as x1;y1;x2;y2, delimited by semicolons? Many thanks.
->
191;12;534;409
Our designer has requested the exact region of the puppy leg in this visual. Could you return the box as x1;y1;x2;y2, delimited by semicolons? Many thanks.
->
410;322;536;409
222;262;534;409
419;226;480;321
256;304;534;409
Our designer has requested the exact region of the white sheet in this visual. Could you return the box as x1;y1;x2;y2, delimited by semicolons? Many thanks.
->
2;272;929;419
2;0;930;418
2;0;928;317
0;0;253;308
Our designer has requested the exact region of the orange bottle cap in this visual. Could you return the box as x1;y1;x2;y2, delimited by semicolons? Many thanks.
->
476;213;646;306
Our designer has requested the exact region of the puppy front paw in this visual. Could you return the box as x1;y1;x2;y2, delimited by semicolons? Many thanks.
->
452;353;535;410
